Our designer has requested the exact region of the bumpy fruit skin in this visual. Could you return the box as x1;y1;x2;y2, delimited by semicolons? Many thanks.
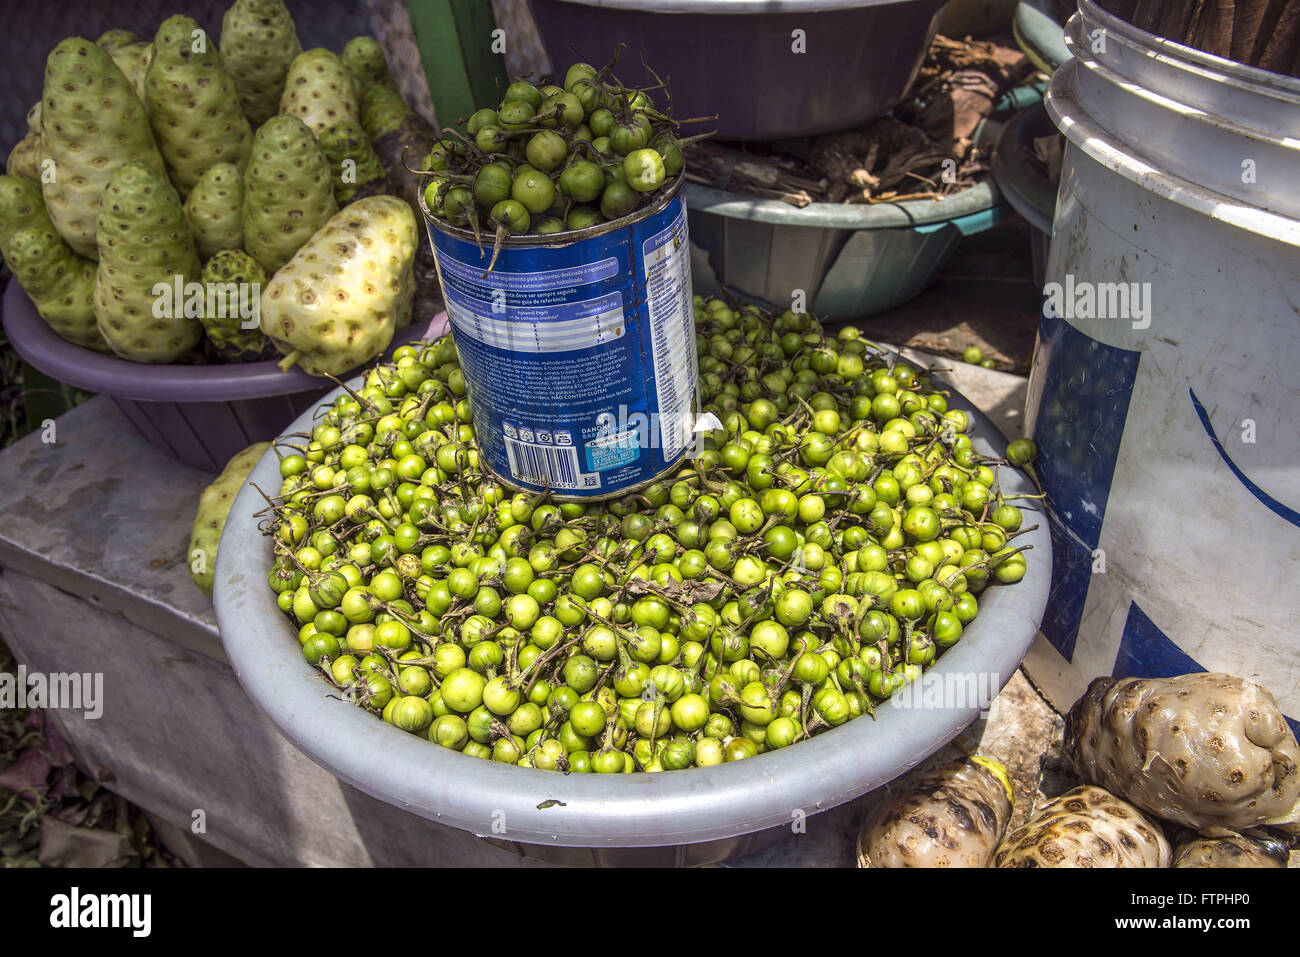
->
7;133;40;181
146;16;252;197
5;226;106;351
261;195;416;376
39;38;166;259
857;757;1013;868
95;28;139;52
184;163;244;260
93;162;202;362
317;120;388;205
360;85;437;214
219;0;303;126
342;36;397;95
26;102;42;136
1172;832;1289;868
1066;673;1300;834
7;131;41;181
108;41;152;104
189;442;271;595
994;785;1171;868
280;48;360;138
0;175;103;349
0;175;52;249
199;249;274;362
360;84;412;141
242;115;337;274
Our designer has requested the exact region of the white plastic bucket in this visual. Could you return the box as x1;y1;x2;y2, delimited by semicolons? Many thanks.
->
1022;1;1300;723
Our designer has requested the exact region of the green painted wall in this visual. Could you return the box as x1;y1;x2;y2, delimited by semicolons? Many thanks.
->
406;0;510;126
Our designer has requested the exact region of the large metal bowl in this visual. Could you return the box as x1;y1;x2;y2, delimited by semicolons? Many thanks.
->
214;367;1051;865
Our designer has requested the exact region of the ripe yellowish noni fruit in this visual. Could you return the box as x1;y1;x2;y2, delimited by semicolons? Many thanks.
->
190;443;271;594
260;195;416;376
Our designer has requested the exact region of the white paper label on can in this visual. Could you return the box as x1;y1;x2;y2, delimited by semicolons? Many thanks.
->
426;190;697;498
441;282;626;354
642;207;696;462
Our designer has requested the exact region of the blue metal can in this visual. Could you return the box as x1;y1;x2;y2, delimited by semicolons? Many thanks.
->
421;178;697;500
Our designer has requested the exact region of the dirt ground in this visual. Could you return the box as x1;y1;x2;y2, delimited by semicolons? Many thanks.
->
862;218;1041;375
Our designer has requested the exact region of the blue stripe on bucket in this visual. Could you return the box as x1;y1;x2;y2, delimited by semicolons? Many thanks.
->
1113;602;1203;679
1040;514;1098;665
912;205;1010;238
1115;601;1299;739
1031;304;1141;662
1190;388;1300;528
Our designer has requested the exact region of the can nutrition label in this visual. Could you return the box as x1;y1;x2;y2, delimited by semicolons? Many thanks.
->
640;206;695;463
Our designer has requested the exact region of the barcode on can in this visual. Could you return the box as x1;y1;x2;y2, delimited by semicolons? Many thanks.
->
503;437;598;490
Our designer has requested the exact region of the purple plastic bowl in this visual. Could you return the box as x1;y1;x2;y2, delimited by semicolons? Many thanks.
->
527;0;950;141
2;280;449;472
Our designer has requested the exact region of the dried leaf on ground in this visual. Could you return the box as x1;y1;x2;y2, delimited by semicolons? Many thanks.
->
0;637;181;868
38;817;137;868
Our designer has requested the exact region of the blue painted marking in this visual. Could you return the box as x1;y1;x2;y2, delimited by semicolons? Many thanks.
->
1029;303;1141;661
1115;601;1299;739
1113;602;1203;680
1039;518;1096;664
1190;388;1300;528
